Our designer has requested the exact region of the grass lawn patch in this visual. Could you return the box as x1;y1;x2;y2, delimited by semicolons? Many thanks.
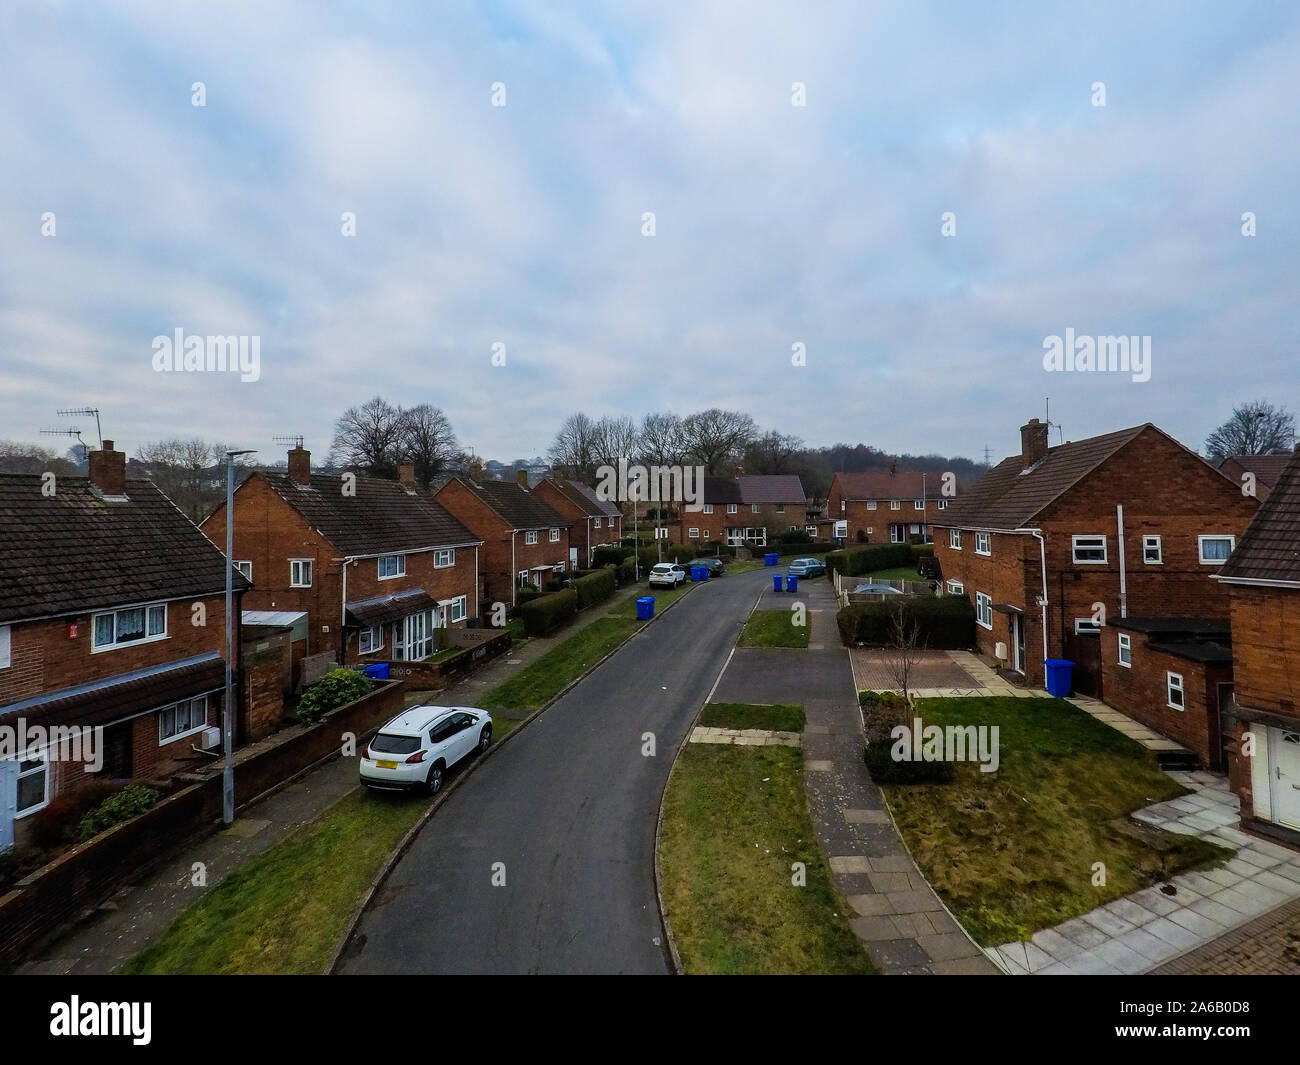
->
883;696;1232;946
699;702;805;732
854;565;919;582
605;580;692;619
737;609;809;648
481;618;638;710
659;744;873;974
725;560;766;574
120;788;429;975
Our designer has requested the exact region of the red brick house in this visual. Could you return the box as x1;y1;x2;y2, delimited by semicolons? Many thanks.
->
0;442;246;850
534;477;622;566
661;474;806;548
433;469;572;614
827;467;956;545
929;418;1258;690
201;447;481;667
1217;453;1292;503
1214;445;1300;847
1099;618;1233;769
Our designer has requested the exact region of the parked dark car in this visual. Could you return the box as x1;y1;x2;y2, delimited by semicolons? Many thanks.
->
692;556;725;576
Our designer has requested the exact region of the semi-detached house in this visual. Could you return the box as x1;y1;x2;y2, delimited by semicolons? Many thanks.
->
201;446;481;668
827;467;959;544
664;474;807;548
534;476;622;566
1;442;247;851
929;418;1257;692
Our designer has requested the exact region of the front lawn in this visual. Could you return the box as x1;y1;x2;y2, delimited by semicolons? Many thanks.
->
855;566;919;582
659;743;874;974
699;702;805;732
481;617;639;711
121;788;429;974
882;696;1232;945
737;608;809;648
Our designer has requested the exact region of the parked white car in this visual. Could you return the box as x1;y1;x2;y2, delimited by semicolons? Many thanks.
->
648;563;687;587
360;706;493;794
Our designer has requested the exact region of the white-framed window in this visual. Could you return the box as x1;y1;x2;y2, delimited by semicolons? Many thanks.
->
775;504;785;513
890;499;901;510
1074;618;1101;635
234;560;253;580
865;527;873;535
950;529;962;550
1071;535;1107;564
550;528;560;542
1117;632;1132;667
290;559;313;587
449;596;467;623
701;529;711;539
914;499;924;510
15;756;48;817
1198;535;1234;565
92;602;167;651
703;504;714;514
937;499;948;510
517;570;530;587
974;532;991;556
946;579;965;596
1167;672;1185;711
554;562;565;573
1;624;12;670
359;624;384;655
1142;535;1162;564
890;525;906;543
378;554;406;580
751;504;760;514
867;501;877;510
524;530;538;545
159;695;208;744
593;517;602;528
975;591;993;630
688;527;699;538
727;504;737;514
434;548;455;568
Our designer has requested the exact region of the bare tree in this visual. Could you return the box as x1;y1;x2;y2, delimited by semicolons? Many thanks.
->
680;408;757;474
400;404;459;486
329;395;405;476
745;430;804;474
135;438;226;522
1205;400;1296;463
590;415;638;470
548;412;600;479
881;600;925;707
637;412;688;467
0;441;80;475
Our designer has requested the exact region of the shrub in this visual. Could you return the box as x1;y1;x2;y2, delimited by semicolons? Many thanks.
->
296;667;375;724
29;779;121;850
859;690;954;784
779;528;813;544
615;560;637;586
574;567;616;610
593;545;630;568
518;587;578;636
825;543;915;579
836;595;975;649
668;544;696;564
74;784;161;842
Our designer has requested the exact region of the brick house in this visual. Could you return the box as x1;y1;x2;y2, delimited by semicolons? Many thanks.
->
1214;445;1300;847
433;468;573;614
662;474;806;548
201;447;481;668
1099;618;1234;769
827;467;956;545
534;477;622;566
1217;453;1293;503
0;442;246;851
929;418;1258;691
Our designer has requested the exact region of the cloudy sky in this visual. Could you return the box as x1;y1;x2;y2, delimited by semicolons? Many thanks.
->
1;1;1296;466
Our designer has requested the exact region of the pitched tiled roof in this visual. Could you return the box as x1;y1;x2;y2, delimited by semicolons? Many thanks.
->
1217;447;1300;585
736;474;806;504
546;478;621;518
699;477;744;505
928;425;1149;532
262;472;480;556
0;475;246;625
833;470;941;500
1218;454;1292;492
452;476;569;529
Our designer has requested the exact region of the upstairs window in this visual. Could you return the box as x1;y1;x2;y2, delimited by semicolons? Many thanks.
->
867;501;877;510
378;554;406;579
949;529;962;550
234;560;253;580
727;504;737;514
93;603;167;650
524;530;538;545
974;532;991;556
550;528;560;542
434;548;455;568
1117;633;1132;666
890;500;901;510
975;592;993;629
1198;535;1234;565
1071;535;1107;564
290;559;313;587
1142;535;1162;564
1167;672;1185;710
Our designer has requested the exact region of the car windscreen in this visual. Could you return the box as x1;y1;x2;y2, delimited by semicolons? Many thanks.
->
370;732;421;755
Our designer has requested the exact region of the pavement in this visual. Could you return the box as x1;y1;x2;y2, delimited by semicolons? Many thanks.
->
336;567;768;974
709;575;999;974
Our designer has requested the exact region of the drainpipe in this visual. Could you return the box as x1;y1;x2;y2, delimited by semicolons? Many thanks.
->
340;555;355;661
511;531;517;607
1017;528;1050;669
1116;503;1127;619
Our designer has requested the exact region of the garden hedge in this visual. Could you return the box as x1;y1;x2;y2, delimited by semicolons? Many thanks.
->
574;567;616;610
836;595;975;649
592;544;630;568
825;543;914;579
518;587;579;636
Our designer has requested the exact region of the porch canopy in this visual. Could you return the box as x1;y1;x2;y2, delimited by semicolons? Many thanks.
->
345;589;437;628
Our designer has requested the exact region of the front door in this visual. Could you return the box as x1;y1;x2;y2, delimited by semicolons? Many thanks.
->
1270;729;1300;830
0;760;16;852
100;722;133;779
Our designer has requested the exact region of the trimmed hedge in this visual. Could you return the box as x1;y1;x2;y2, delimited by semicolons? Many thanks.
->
759;541;839;557
592;544;630;568
836;595;975;649
826;543;914;579
574;567;616;610
518;587;578;636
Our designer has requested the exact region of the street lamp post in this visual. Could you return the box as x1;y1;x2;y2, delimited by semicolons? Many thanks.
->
223;449;256;826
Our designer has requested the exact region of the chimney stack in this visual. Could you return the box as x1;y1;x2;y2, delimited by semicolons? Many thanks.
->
468;459;483;482
398;461;415;491
516;468;530;488
1020;418;1049;470
89;440;126;497
288;445;311;487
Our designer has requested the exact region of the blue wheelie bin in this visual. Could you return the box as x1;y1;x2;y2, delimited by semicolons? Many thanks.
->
773;574;783;592
764;552;779;566
786;574;798;593
1044;659;1074;697
636;596;656;620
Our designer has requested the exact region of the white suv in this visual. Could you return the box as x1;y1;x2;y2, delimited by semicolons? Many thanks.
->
360;706;493;794
648;563;687;587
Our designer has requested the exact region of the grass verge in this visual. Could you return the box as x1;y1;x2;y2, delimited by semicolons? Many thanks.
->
120;789;430;974
882;696;1232;945
737;608;809;648
659;743;874;974
699;702;805;732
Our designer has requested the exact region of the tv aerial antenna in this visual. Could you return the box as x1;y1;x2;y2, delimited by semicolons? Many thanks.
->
55;407;103;450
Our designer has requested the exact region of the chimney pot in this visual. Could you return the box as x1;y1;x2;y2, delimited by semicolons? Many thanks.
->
516;468;530;488
89;441;126;496
398;461;415;490
468;460;483;482
1020;418;1049;470
288;446;312;487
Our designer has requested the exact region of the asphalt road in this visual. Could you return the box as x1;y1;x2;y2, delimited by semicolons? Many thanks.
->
337;567;768;974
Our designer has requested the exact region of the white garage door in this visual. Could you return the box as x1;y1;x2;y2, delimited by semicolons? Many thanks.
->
1272;729;1300;831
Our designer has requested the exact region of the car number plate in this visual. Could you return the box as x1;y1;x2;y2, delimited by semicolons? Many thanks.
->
376;760;398;770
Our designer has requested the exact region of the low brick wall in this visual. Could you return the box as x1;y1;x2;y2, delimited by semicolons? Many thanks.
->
0;679;404;970
374;628;512;690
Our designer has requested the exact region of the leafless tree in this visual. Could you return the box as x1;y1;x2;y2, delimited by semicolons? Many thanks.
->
0;441;81;475
1205;400;1296;463
591;415;638;470
882;600;925;707
680;408;757;474
745;430;804;474
637;412;688;467
400;403;460;486
135;438;227;522
329;395;405;476
548;412;600;479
